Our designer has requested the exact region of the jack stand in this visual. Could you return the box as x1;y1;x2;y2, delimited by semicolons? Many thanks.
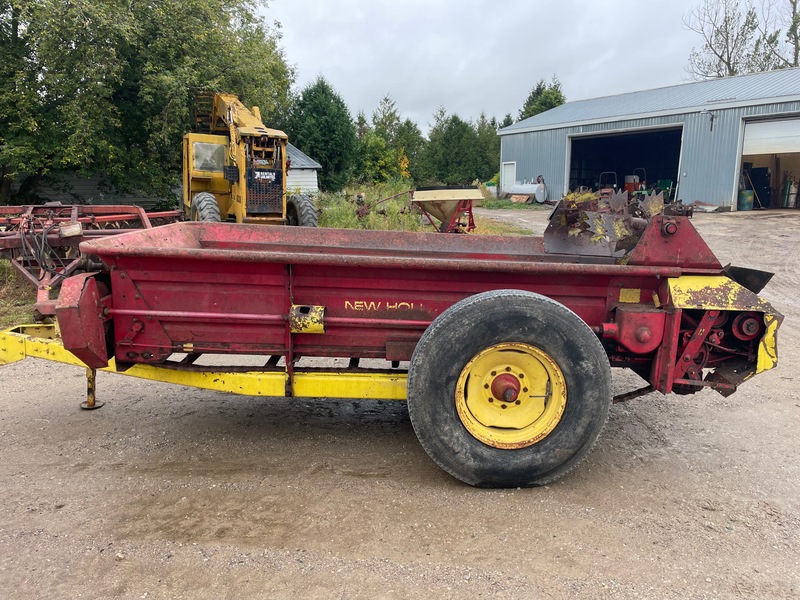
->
80;367;105;410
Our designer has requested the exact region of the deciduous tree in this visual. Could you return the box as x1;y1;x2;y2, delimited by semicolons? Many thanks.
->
754;0;800;69
682;0;800;78
683;0;766;77
0;0;294;204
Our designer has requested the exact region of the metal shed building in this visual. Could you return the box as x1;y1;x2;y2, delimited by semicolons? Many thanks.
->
498;68;800;210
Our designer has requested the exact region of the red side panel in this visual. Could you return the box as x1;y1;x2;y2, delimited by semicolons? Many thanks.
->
56;274;110;368
628;216;721;270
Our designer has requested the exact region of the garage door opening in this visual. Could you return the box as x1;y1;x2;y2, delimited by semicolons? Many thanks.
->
569;127;682;198
740;118;800;209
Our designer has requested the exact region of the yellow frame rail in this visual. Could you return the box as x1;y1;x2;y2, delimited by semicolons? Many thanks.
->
0;324;408;402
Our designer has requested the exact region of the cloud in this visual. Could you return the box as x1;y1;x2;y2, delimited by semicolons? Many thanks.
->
266;0;700;130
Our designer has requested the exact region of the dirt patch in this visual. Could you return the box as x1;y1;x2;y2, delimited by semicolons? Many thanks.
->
1;211;799;599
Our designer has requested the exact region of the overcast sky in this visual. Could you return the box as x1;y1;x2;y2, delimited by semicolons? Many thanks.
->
265;0;703;130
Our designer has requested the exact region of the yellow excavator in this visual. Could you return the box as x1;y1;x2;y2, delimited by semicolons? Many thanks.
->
182;91;317;226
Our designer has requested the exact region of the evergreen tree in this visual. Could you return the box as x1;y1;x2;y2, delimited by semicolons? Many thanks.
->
395;118;426;184
420;108;481;186
518;77;566;122
354;111;371;140
474;113;500;182
372;94;401;147
289;77;357;192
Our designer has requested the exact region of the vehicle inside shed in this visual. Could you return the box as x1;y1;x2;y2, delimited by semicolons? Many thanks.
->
569;127;682;199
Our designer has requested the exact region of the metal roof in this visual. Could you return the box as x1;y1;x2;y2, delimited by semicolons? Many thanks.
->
500;68;800;135
287;143;322;169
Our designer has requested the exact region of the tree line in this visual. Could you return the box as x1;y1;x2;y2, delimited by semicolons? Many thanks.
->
684;0;800;78
9;1;789;203
0;0;564;203
288;80;524;192
0;0;295;204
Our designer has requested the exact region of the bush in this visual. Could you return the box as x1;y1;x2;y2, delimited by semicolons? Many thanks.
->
318;180;422;231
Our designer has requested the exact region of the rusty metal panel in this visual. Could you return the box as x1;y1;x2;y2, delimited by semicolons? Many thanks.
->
79;223;674;363
55;274;110;368
106;256;289;364
627;216;721;270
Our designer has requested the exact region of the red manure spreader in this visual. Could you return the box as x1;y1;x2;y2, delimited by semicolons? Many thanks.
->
1;197;781;487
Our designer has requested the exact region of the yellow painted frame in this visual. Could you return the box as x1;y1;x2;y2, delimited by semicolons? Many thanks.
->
0;325;407;401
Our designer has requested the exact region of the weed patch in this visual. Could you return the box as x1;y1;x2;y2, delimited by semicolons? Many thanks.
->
0;260;36;328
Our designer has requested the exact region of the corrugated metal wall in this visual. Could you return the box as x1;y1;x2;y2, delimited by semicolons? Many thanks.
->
501;129;568;191
500;101;800;206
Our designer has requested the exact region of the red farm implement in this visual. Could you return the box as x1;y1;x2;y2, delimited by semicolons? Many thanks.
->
0;195;782;487
0;204;181;318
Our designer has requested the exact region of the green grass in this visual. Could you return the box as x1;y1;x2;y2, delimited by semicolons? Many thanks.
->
477;198;550;210
472;216;533;236
318;182;533;235
0;260;37;328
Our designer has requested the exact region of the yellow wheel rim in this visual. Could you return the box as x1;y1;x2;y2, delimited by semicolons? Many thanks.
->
455;342;567;449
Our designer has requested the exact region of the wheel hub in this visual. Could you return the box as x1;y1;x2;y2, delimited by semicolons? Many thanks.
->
490;373;520;404
455;342;567;449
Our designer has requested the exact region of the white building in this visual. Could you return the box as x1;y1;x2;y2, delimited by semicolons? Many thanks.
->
286;143;321;195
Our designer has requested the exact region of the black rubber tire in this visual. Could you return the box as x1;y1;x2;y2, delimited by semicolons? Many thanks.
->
190;192;221;222
407;289;612;488
286;194;318;227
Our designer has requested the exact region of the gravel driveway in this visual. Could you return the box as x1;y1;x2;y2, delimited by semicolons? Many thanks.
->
1;208;798;599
